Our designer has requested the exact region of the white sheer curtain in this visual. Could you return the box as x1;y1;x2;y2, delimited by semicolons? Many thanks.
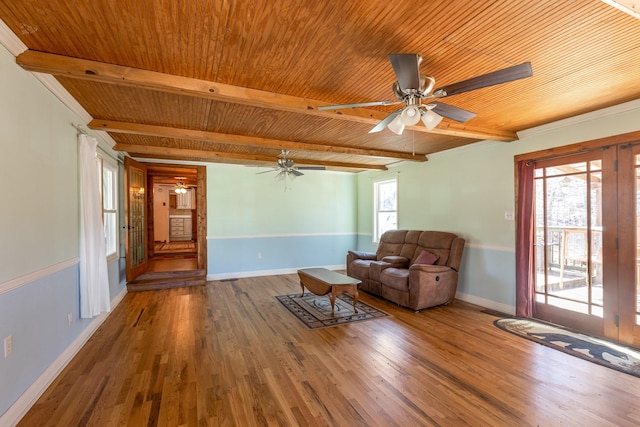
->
78;134;111;318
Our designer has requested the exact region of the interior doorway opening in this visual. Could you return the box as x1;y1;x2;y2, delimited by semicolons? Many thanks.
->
124;159;207;289
147;164;203;274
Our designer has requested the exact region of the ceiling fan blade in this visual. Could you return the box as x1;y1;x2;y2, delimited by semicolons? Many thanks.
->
256;168;277;174
290;169;304;177
389;54;422;92
318;100;400;111
369;109;402;133
430;102;477;123
433;62;532;97
298;166;326;171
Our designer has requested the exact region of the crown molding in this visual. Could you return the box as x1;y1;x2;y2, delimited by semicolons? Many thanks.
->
30;72;116;148
427;99;640;159
0;18;116;148
0;17;27;55
517;98;640;138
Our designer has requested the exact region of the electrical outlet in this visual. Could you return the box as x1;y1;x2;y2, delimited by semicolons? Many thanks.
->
504;211;515;221
4;335;12;358
257;252;262;259
67;312;73;326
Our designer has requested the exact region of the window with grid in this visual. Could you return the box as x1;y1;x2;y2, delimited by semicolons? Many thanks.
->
98;155;118;260
373;178;397;242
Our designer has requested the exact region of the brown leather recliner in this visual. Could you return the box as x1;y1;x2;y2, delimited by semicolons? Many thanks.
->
346;230;465;311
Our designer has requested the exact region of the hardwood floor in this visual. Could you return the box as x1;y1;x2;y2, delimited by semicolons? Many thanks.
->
17;274;640;426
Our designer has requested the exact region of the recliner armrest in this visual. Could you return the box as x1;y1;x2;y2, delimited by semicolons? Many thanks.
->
409;264;452;274
347;250;376;260
381;255;409;268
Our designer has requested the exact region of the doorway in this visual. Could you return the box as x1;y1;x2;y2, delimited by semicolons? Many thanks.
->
125;159;207;284
147;164;204;274
516;131;640;347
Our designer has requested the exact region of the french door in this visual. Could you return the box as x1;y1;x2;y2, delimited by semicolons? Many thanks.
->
124;157;148;281
618;144;640;347
531;140;640;346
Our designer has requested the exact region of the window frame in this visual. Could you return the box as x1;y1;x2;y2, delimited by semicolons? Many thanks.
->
373;177;398;243
97;153;119;262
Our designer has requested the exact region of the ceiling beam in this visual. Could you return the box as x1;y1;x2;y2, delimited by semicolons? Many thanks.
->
17;50;518;142
89;119;428;161
113;143;388;171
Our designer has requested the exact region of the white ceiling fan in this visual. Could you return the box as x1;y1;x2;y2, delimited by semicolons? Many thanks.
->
172;176;196;194
319;54;533;135
257;150;325;188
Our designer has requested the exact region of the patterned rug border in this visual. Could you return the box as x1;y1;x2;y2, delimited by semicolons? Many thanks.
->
495;317;640;378
275;293;391;329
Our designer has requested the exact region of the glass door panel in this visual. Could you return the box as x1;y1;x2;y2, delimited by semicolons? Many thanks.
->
124;157;148;281
533;153;607;335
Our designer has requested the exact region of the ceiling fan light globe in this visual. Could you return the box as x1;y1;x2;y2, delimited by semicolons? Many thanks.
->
387;114;405;135
400;106;421;126
421;109;443;130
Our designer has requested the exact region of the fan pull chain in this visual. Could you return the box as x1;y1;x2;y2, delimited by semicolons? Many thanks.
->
412;131;415;156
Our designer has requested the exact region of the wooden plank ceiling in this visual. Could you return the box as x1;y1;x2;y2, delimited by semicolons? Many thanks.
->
1;0;638;172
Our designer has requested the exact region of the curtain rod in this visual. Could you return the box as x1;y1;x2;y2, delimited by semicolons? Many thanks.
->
71;123;88;135
73;123;122;164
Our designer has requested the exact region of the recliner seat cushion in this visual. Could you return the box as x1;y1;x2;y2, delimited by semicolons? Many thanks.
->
350;259;374;279
380;268;410;291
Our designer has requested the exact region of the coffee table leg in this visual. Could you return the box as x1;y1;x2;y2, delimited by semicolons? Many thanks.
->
330;287;337;315
352;285;359;313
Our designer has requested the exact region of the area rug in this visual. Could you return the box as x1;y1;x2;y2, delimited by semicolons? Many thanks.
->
495;317;640;378
275;293;390;329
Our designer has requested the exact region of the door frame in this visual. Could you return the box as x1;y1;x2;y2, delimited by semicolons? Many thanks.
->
140;163;207;272
515;130;640;344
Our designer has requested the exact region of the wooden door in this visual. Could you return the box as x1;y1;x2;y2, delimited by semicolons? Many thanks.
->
124;157;148;281
617;142;640;346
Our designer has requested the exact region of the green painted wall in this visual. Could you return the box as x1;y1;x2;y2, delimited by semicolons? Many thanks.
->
207;163;357;236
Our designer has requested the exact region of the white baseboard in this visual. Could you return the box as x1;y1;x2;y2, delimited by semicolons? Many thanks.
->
455;291;515;315
1;287;128;427
207;264;346;281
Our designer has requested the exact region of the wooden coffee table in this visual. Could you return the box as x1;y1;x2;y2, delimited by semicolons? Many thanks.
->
297;268;361;315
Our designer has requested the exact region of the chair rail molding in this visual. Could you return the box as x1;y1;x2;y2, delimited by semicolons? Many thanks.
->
0;258;80;295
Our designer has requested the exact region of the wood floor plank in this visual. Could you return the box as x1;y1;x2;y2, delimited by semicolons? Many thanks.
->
16;273;640;426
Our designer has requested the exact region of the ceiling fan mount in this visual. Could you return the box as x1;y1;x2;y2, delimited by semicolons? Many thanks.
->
319;53;533;135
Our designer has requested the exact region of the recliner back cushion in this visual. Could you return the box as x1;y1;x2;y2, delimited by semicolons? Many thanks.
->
375;230;408;260
375;230;460;267
398;230;420;260
412;231;457;266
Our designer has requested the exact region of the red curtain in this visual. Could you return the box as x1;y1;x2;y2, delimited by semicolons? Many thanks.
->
515;160;535;317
